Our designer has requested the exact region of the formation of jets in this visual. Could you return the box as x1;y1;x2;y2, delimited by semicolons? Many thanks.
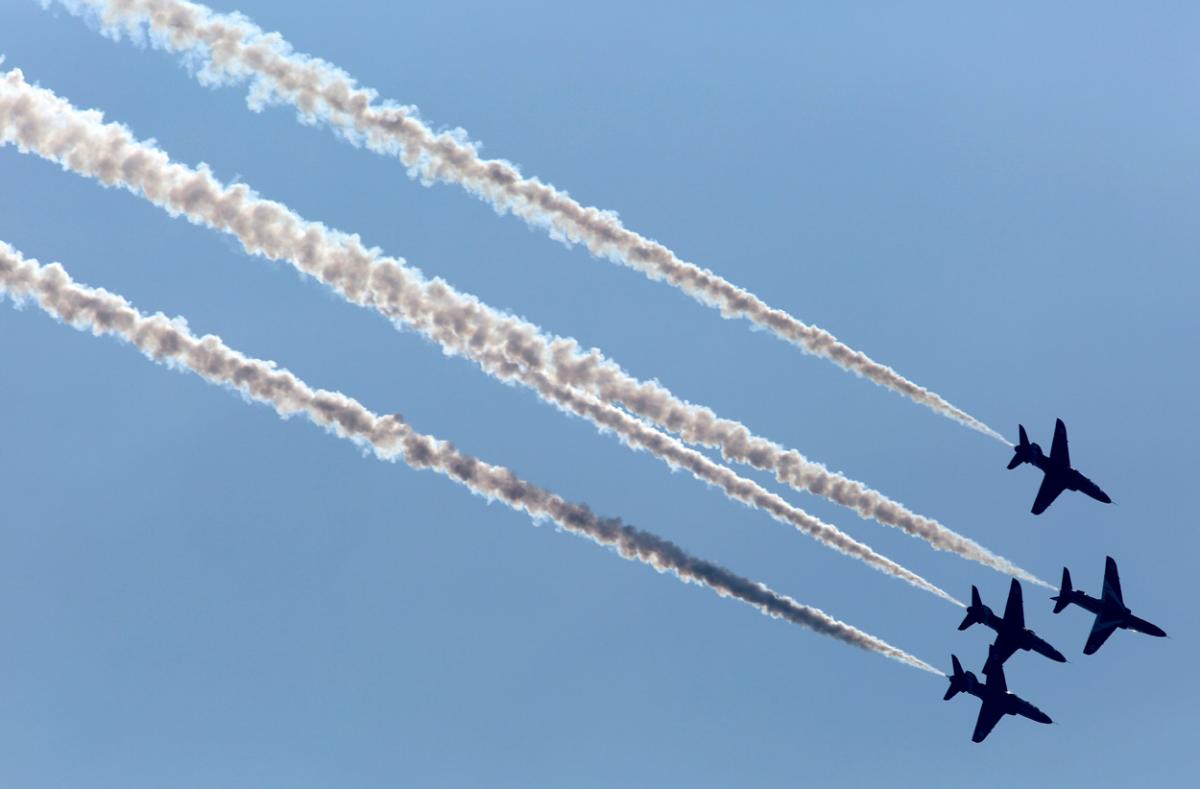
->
943;419;1166;742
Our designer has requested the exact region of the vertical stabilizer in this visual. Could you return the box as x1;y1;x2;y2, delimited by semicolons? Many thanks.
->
1051;568;1073;613
944;655;967;700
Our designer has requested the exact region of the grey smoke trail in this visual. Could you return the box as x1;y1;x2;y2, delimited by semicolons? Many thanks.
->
0;62;1033;593
44;0;1007;443
0;240;941;674
0;67;966;605
29;5;1031;579
48;0;1025;567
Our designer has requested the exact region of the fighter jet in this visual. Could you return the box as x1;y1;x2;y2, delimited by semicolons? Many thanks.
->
958;579;1066;673
1051;556;1167;655
943;655;1053;743
1007;418;1112;515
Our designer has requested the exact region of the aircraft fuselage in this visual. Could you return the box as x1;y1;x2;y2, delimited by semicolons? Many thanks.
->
1026;444;1089;491
1057;587;1166;653
1065;592;1163;636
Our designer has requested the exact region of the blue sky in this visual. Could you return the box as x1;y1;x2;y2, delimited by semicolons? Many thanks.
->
1;1;1197;786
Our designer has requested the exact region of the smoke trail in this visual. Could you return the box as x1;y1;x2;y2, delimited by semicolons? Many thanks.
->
0;67;965;606
0;240;941;674
0;62;1033;591
44;0;1007;443
39;1;1032;577
551;346;1037;584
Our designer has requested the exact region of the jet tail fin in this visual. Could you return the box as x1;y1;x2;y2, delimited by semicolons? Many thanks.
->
1007;425;1031;469
957;587;984;631
1051;567;1072;614
944;655;967;701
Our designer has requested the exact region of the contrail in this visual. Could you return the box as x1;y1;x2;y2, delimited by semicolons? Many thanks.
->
0;59;1034;591
32;9;1036;577
0;67;966;605
0;240;941;675
551;346;1038;585
0;65;1030;592
44;0;1008;443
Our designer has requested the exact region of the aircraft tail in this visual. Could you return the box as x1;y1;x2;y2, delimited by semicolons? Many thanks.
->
957;586;985;631
1051;567;1073;614
944;655;967;700
1007;425;1032;469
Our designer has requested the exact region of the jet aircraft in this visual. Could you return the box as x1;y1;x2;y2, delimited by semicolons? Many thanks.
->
1051;556;1167;655
958;579;1066;673
1007;418;1112;515
943;655;1052;743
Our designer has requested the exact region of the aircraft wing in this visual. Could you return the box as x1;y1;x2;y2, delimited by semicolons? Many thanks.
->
1011;696;1053;725
1102;556;1124;605
972;698;1006;743
1025;632;1067;663
983;640;1017;675
1074;474;1112;504
1050;419;1070;466
1031;475;1067;515
1083;614;1121;655
1002;579;1025;630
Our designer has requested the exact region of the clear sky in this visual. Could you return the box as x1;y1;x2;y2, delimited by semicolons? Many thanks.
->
1;1;1197;786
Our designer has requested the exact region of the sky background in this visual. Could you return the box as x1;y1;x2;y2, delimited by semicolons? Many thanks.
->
1;1;1197;786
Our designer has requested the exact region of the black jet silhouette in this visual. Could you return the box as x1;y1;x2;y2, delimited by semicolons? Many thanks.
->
1007;418;1112;515
959;579;1066;674
1051;556;1167;655
944;655;1052;743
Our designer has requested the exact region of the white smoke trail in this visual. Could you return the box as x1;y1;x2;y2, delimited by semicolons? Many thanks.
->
0;66;967;605
44;1;1032;577
43;0;1008;443
0;239;941;674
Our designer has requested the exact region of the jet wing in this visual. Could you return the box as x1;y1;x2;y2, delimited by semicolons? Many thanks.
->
1050;419;1070;466
1074;474;1112;505
1011;696;1053;725
983;640;1017;675
1083;615;1121;655
1102;556;1124;605
972;698;1006;743
1002;579;1025;630
1031;475;1067;515
1025;632;1067;663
